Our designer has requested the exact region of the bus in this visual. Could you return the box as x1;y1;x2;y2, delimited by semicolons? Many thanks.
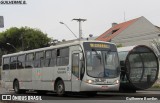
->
1;40;120;96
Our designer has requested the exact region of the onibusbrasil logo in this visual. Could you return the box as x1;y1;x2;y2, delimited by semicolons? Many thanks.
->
0;0;27;5
1;95;42;101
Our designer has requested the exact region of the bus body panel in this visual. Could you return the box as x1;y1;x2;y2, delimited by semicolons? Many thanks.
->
19;69;32;90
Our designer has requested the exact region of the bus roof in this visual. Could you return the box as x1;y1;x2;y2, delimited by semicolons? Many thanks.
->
2;40;116;57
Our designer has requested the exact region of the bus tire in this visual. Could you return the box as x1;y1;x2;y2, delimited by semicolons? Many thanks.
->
13;80;25;94
13;80;20;94
56;80;65;96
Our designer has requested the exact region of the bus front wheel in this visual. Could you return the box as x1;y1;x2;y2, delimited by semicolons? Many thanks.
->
56;80;65;96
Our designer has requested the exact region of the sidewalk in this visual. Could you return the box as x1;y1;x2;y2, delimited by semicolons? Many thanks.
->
146;88;160;91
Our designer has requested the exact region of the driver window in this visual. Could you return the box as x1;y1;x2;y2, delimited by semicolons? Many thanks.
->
72;54;79;78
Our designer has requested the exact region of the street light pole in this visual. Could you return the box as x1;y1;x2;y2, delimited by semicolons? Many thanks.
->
6;43;18;52
72;18;86;40
59;22;78;39
21;33;24;51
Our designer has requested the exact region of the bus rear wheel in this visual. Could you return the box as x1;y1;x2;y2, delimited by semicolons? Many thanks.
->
13;80;20;94
13;80;25;94
56;80;65;96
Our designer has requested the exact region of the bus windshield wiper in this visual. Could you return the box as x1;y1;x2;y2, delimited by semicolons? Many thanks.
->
103;50;111;65
92;49;101;60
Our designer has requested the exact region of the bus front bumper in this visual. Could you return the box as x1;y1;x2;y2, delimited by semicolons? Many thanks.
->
80;82;120;92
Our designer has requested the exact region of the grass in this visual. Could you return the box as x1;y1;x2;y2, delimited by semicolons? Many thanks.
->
152;84;160;88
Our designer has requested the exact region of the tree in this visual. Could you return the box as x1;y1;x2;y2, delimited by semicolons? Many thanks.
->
0;27;51;54
116;44;123;48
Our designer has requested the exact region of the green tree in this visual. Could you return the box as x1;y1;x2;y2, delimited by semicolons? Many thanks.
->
0;27;51;54
116;44;123;48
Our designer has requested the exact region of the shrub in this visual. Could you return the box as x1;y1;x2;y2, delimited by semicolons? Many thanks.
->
152;83;160;88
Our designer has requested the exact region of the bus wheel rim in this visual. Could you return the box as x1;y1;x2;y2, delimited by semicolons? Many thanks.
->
15;82;18;92
58;84;63;94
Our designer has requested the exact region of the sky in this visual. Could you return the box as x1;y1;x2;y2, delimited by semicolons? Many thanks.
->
0;0;160;41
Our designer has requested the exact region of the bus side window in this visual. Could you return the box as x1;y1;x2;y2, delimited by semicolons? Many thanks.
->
3;57;10;70
57;49;60;66
57;48;69;66
51;50;56;66
10;56;17;70
45;50;51;67
35;51;44;68
44;50;56;67
17;54;25;69
25;53;34;69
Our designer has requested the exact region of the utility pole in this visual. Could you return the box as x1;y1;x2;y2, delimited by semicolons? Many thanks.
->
0;16;4;28
72;18;86;40
21;33;24;51
124;12;126;22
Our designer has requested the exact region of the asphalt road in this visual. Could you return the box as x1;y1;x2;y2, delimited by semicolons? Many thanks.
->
0;86;160;103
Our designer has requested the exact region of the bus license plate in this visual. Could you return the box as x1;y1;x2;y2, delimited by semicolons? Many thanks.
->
101;86;108;89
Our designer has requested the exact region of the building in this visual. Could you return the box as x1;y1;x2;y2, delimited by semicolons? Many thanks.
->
96;16;160;47
96;16;160;83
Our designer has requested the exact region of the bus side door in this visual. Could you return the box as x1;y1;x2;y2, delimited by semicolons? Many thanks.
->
71;52;81;92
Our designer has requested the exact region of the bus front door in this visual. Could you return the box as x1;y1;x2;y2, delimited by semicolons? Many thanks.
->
71;53;81;92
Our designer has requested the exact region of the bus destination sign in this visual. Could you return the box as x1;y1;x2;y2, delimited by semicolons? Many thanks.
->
90;43;110;48
83;42;116;51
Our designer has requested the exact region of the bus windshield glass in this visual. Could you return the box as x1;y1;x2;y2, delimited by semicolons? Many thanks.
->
83;42;120;78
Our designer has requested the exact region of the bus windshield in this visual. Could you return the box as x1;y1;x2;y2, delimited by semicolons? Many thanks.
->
86;50;119;78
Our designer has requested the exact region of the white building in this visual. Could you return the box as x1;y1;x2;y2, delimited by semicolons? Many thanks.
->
96;16;160;47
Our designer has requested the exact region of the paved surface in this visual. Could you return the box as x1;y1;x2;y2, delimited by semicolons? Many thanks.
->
0;86;160;103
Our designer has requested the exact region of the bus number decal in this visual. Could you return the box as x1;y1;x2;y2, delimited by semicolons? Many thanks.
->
57;68;66;74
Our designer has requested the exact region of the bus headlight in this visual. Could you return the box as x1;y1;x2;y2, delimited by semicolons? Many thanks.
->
86;80;94;84
114;80;119;84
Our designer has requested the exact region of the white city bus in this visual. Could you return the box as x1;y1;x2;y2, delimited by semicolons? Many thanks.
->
1;40;120;96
